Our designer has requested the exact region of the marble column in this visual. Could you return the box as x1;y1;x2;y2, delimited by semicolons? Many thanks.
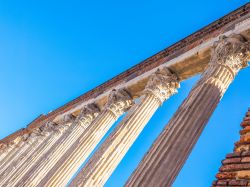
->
0;130;38;175
7;104;99;187
0;140;20;162
1;121;69;187
125;34;250;187
0;114;77;186
37;89;134;187
0;143;9;162
70;68;180;187
0;129;44;182
0;139;22;163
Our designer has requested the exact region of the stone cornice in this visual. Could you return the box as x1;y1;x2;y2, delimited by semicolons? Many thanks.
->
1;3;249;145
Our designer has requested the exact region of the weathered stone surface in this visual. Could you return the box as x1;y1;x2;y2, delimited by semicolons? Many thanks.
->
1;104;99;187
69;68;179;187
125;34;249;187
0;4;249;187
36;89;134;187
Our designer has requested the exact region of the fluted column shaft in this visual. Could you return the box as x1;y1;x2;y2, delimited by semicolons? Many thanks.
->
2;121;70;187
26;89;133;187
0;143;16;162
69;68;179;187
0;130;46;185
8;106;99;187
126;34;250;187
0;114;79;187
0;139;29;174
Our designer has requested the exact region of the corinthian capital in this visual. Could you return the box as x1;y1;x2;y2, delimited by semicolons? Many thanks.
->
39;121;58;136
145;68;179;104
0;143;8;154
0;143;7;150
211;34;250;75
106;89;134;119
77;104;100;128
61;114;76;124
25;128;43;144
45;121;58;130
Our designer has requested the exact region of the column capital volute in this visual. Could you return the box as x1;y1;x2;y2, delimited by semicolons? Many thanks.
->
45;121;58;129
105;89;134;119
210;34;250;76
30;128;43;137
144;68;180;104
61;114;76;124
77;104;100;128
39;121;58;136
5;143;15;150
9;135;26;147
0;146;11;154
24;128;44;144
55;122;71;135
0;143;8;154
0;143;7;150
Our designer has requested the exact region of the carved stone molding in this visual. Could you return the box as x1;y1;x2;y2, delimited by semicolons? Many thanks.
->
77;104;100;128
25;128;44;145
106;89;134;119
61;114;76;124
39;121;59;136
210;34;249;76
44;121;58;130
144;68;180;104
125;34;249;187
0;143;7;150
192;34;250;96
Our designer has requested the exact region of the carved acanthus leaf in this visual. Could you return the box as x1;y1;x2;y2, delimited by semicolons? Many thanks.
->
77;104;100;128
145;68;180;104
0;143;7;150
211;34;250;75
39;121;58;136
25;128;43;144
60;114;76;124
106;89;134;119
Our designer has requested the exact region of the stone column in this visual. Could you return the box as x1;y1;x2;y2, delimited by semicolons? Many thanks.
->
125;34;250;187
0;140;21;164
0;131;37;175
70;68;179;187
0;129;44;183
0;141;19;162
37;89;134;187
0;114;77;186
1;121;69;187
0;144;8;162
5;105;99;187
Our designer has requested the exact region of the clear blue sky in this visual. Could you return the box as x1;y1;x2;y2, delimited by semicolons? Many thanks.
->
0;1;249;186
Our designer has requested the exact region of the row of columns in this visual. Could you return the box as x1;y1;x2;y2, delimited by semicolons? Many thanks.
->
38;89;134;187
69;68;179;186
13;105;99;187
125;34;249;187
0;34;248;187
